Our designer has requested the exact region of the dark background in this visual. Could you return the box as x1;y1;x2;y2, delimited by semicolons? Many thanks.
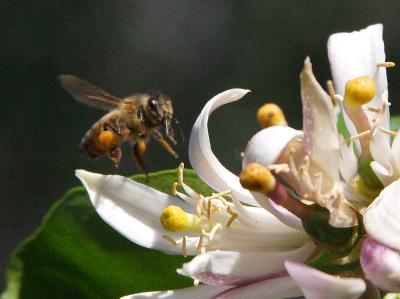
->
1;0;400;289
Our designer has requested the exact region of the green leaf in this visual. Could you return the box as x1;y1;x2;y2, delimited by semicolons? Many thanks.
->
390;115;400;132
2;169;212;299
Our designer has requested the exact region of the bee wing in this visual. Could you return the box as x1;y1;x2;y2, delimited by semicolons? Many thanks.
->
58;74;123;111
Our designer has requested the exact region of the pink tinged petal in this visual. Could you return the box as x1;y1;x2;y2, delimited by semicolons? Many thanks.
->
121;285;230;299
364;179;400;251
301;57;340;181
230;189;304;234
75;170;198;255
361;237;400;292
211;276;302;299
327;24;389;129
252;192;305;232
285;261;366;299
188;89;259;207
178;242;315;285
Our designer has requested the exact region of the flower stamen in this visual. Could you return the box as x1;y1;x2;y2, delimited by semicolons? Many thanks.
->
163;235;178;246
376;61;396;68
226;206;238;227
268;163;290;174
182;236;187;257
378;126;397;137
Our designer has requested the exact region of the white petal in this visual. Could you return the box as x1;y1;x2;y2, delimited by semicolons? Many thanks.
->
328;24;389;129
285;261;366;299
210;276;301;299
339;141;358;183
252;192;305;232
75;170;197;254
188;89;259;206
179;242;315;285
121;285;229;299
361;237;400;292
242;126;303;168
209;221;309;252
370;161;394;187
370;124;392;169
301;57;340;181
364;179;400;251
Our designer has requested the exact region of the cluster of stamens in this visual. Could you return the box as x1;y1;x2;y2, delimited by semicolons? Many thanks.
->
161;163;239;257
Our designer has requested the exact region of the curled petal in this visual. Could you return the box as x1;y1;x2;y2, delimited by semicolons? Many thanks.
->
178;242;315;285
75;170;197;254
370;161;394;187
364;179;400;251
188;89;259;206
361;237;400;292
242;126;302;168
121;285;229;299
210;276;301;299
285;261;366;299
328;24;389;129
301;57;340;181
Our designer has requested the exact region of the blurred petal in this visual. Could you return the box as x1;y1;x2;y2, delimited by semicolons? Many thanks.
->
179;242;315;285
211;276;301;299
364;179;400;251
327;24;389;129
285;261;366;299
121;285;229;299
301;57;339;181
361;237;400;292
188;89;259;206
75;170;197;254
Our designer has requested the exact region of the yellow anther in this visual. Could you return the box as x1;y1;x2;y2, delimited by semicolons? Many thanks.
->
160;205;189;232
257;103;287;128
239;163;276;194
344;76;376;108
160;205;209;232
98;130;116;149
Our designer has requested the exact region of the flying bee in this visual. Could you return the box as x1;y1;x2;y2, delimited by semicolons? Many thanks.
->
59;74;182;179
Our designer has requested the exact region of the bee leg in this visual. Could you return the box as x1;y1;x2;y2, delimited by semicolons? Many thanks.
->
109;146;122;167
133;141;149;181
152;129;179;159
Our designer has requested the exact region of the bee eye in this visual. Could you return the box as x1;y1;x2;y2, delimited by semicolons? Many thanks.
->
148;98;158;110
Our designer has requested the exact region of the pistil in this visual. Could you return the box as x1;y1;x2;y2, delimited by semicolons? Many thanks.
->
343;76;375;160
239;163;312;220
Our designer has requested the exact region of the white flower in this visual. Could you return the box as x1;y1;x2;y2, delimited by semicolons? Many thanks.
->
76;89;315;298
75;23;400;298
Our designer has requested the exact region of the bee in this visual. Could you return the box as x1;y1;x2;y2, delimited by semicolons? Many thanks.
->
59;74;182;179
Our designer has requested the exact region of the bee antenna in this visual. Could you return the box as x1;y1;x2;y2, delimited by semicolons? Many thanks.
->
173;117;184;143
